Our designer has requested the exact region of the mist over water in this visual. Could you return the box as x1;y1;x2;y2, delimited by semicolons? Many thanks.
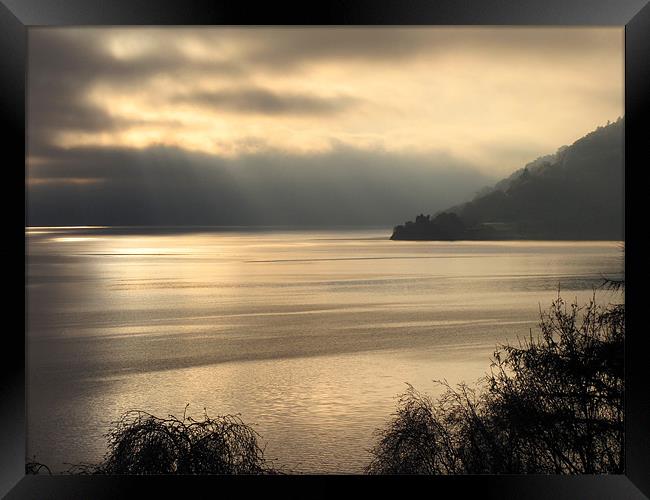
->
26;228;624;473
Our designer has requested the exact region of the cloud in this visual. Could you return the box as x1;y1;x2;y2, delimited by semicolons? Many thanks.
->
26;26;623;224
239;27;622;70
27;144;497;227
27;29;244;153
173;87;360;115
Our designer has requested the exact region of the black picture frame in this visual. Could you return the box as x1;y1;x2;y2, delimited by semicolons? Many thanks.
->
3;0;649;497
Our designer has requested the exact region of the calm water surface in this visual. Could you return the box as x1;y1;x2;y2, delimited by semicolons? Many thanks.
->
26;227;624;473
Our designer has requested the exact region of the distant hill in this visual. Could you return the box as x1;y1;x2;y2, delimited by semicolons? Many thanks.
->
391;118;624;241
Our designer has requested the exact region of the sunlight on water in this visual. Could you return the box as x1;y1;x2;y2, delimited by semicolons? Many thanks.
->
26;228;624;473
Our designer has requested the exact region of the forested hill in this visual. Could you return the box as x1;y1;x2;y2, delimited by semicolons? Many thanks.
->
391;118;624;241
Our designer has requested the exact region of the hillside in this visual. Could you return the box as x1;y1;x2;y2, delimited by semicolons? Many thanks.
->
391;118;624;241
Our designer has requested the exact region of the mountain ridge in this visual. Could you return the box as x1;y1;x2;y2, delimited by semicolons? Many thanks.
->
391;117;624;241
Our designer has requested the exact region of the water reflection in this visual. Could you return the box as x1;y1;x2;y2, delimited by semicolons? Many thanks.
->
26;228;623;473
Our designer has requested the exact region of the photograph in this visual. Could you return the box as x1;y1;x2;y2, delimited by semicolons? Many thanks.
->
25;26;625;476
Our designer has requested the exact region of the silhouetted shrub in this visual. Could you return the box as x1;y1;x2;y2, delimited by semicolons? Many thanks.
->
367;293;624;474
80;406;278;474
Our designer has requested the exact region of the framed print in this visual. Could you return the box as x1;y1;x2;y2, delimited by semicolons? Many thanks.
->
2;0;649;497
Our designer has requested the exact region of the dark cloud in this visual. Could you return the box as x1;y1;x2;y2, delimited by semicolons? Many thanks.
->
27;29;244;154
27;144;496;227
174;87;359;115
29;29;243;84
237;27;621;70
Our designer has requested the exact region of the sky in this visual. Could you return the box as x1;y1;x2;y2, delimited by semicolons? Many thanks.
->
27;27;624;227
